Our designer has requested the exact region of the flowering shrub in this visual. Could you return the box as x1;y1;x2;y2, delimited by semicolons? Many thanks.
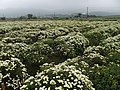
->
0;20;120;90
84;25;120;46
84;28;110;46
0;43;28;60
89;63;120;90
39;57;89;75
22;42;53;64
102;34;120;44
44;27;69;39
108;50;120;64
21;57;95;90
16;42;54;75
102;34;120;54
0;57;28;90
54;32;89;58
2;37;25;43
83;53;107;67
103;42;120;54
84;46;106;56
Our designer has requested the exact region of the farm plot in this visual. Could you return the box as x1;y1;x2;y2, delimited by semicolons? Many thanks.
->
0;20;120;90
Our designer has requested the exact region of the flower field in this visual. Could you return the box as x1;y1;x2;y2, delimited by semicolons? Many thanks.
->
0;20;120;90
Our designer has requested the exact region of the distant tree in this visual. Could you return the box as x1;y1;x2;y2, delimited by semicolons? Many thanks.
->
27;14;33;19
74;13;82;18
77;13;82;17
89;15;96;17
32;16;37;19
19;16;26;19
0;17;6;20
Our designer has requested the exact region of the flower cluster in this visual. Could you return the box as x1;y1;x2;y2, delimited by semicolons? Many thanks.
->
21;57;95;90
0;57;28;90
55;32;89;58
0;20;120;90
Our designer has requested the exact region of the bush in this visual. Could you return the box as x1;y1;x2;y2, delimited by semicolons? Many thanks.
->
89;63;120;90
84;46;106;56
22;42;53;64
17;42;53;75
0;17;6;20
21;57;95;90
0;42;53;75
83;53;107;67
102;34;120;54
84;29;110;46
0;57;28;90
44;27;69;39
54;32;89;58
108;50;120;64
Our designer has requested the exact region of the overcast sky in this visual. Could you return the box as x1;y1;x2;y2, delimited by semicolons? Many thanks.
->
0;0;120;10
0;0;120;17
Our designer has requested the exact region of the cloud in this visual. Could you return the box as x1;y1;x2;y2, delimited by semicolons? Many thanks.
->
88;0;119;7
0;0;119;11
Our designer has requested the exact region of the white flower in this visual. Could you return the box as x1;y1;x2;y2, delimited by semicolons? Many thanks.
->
56;76;60;79
71;77;74;80
77;85;83;88
30;81;34;85
43;76;49;81
39;86;46;90
74;79;78;82
64;81;70;88
48;87;51;90
58;80;64;84
55;86;63;90
20;85;27;89
43;81;48;84
50;80;56;85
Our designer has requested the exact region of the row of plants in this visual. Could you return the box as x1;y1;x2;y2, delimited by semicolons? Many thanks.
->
0;20;120;90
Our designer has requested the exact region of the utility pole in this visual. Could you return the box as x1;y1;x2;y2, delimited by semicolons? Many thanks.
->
86;0;89;18
87;7;89;18
53;12;55;18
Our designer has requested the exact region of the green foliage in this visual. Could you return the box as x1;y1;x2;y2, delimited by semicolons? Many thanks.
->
89;63;120;90
0;20;120;90
16;42;53;75
27;14;33;19
84;46;106;56
21;57;95;90
84;28;110;46
83;53;107;67
108;50;120;64
22;42;53;64
84;25;120;46
0;57;28;89
0;17;6;20
54;32;89;58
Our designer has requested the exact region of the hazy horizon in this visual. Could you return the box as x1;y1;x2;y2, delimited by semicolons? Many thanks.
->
0;0;120;9
0;0;120;17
